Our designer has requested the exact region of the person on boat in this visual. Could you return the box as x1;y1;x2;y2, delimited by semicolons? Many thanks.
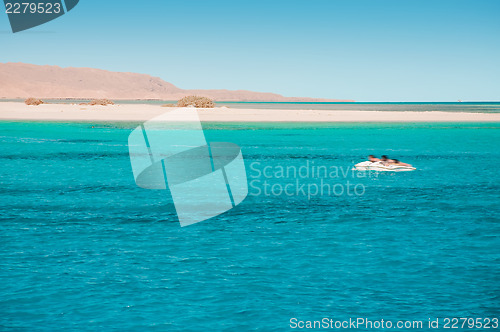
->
380;155;391;165
381;155;403;166
392;159;412;167
381;156;412;167
368;155;380;162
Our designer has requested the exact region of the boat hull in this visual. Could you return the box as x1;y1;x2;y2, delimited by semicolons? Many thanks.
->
353;161;416;172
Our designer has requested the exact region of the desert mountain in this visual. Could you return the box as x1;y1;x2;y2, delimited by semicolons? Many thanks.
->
0;63;352;102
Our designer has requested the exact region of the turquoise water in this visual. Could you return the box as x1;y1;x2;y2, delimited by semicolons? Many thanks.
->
216;102;500;113
1;121;499;330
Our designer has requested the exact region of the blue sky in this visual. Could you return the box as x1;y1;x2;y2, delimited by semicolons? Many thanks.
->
1;0;499;101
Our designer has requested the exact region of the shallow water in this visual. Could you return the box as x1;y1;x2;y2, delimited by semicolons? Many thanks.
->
1;121;499;330
2;100;500;112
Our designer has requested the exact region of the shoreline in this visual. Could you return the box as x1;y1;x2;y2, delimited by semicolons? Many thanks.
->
2;98;499;103
1;102;500;123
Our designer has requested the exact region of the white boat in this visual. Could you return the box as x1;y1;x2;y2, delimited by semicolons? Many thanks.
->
353;161;416;172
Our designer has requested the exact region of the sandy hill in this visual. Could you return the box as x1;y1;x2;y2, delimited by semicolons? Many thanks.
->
0;63;352;102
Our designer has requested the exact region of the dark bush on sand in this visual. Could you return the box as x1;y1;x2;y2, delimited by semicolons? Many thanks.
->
79;99;114;106
87;99;115;106
177;95;215;108
25;98;44;106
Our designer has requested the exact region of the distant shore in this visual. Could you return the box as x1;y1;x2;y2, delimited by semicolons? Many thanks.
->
0;102;499;122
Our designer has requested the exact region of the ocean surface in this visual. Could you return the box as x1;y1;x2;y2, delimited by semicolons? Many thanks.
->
2;99;500;113
1;121;499;330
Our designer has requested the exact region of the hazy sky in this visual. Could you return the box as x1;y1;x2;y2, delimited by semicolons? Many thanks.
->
1;0;499;101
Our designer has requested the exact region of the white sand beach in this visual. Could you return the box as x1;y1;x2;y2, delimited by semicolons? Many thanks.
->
0;102;499;122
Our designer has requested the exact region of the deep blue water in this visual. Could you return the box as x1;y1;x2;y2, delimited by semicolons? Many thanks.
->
1;121;499;331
